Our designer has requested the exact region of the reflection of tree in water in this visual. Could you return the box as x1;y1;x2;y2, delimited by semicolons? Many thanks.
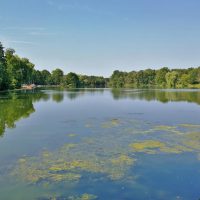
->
111;89;200;105
52;93;64;103
0;90;50;136
66;88;104;100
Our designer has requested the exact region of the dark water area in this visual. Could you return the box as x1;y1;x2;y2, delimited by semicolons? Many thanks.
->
0;88;200;200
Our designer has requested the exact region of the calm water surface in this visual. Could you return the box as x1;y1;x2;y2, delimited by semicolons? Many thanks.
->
0;89;200;200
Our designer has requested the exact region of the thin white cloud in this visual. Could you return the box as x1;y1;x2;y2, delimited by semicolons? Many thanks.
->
0;36;38;46
46;0;114;16
29;31;57;36
7;40;38;45
1;27;46;31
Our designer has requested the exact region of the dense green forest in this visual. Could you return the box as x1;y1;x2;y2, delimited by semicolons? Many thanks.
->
1;41;200;91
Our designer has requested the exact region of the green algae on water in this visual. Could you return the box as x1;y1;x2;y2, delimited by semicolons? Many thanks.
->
179;124;200;128
10;117;200;198
67;134;77;137
69;193;97;200
101;118;120;128
129;140;192;154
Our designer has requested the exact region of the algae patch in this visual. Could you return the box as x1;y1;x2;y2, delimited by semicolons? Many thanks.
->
70;193;97;200
101;118;121;128
39;193;97;200
179;124;200;128
67;134;77;137
11;136;137;186
129;140;192;154
10;118;200;197
129;140;166;154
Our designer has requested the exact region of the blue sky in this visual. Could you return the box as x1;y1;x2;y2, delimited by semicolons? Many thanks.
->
0;0;200;76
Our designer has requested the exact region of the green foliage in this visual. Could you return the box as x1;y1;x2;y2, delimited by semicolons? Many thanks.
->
79;75;106;88
51;68;64;85
155;67;169;86
0;42;8;90
32;70;43;85
62;72;80;88
109;67;200;89
165;71;179;88
41;69;52;85
109;70;127;88
5;48;35;89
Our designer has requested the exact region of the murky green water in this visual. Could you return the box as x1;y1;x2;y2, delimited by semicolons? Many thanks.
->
0;88;200;200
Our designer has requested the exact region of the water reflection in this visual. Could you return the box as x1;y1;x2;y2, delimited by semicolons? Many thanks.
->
48;88;200;104
111;89;200;104
0;90;50;136
52;93;64;103
0;88;200;136
0;88;200;199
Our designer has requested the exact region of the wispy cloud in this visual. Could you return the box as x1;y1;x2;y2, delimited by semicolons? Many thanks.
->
29;31;57;36
47;0;81;11
0;36;38;46
0;26;57;38
7;40;38;45
1;26;46;31
46;0;114;16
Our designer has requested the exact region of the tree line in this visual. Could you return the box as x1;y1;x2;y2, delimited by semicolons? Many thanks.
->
0;42;107;90
109;67;200;88
1;41;200;90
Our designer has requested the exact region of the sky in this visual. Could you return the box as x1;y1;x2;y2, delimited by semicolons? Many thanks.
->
0;0;200;77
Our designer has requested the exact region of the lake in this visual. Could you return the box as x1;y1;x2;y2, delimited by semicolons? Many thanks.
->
0;88;200;200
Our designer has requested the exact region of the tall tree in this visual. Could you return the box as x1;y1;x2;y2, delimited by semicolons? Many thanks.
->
5;49;24;89
0;42;8;90
109;70;127;88
165;71;179;88
51;68;64;85
41;70;52;85
62;72;80;88
155;67;169;87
